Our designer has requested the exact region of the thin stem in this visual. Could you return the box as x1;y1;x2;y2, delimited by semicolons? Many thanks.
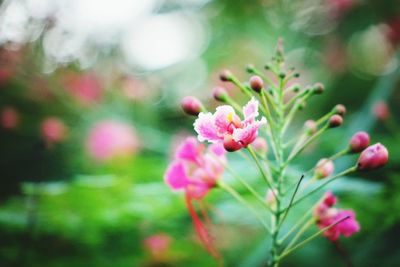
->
279;216;351;260
315;111;334;126
247;146;277;198
224;164;275;214
283;217;314;253
278;174;304;229
218;181;271;233
303;148;349;175
230;76;254;99
286;125;329;164
287;166;357;209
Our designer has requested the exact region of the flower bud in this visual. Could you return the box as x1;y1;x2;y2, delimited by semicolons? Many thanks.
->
322;192;337;207
249;75;264;93
315;158;335;179
357;143;389;171
212;87;228;102
181;96;203;116
246;64;255;73
251;137;268;156
312;83;325;94
223;135;243;152
328;115;343;128
334;104;346;116
373;101;390;121
304;120;317;135
219;69;232;82
349;131;370;153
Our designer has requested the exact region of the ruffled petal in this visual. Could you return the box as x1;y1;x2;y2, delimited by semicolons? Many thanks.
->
243;97;259;124
214;105;237;135
194;112;220;143
232;117;266;146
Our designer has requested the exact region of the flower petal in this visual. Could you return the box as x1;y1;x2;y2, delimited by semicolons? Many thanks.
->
232;117;266;146
164;161;189;190
176;137;204;163
214;105;237;135
194;112;220;143
243;97;259;123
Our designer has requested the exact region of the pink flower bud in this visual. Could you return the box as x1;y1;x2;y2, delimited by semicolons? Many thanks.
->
223;135;242;152
304;120;317;135
1;106;19;129
219;69;232;82
249;75;264;93
357;143;389;171
323;191;337;207
212;87;228;102
181;96;203;116
349;131;370;153
328;114;343;128
334;104;346;116
373;101;390;121
251;137;268;156
315;158;335;179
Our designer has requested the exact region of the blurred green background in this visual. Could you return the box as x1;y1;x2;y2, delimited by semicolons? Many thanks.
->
0;0;400;266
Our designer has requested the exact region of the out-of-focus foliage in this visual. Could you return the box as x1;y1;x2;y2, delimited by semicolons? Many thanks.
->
0;0;400;266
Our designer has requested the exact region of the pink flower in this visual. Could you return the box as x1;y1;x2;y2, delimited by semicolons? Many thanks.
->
357;143;389;171
373;101;390;121
165;137;226;199
41;117;67;146
1;106;19;129
64;73;103;106
86;120;139;162
314;158;335;179
143;233;172;260
164;137;225;259
194;98;266;151
314;192;360;241
349;131;370;153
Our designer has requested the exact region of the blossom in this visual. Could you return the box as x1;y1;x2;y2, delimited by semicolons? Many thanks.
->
86;120;139;162
194;98;266;151
314;192;360;241
1;106;19;129
64;73;103;106
357;143;389;171
143;233;172;260
165;137;226;199
164;137;225;259
41;117;67;146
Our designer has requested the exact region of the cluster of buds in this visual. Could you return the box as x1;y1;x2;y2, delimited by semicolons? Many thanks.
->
166;39;388;266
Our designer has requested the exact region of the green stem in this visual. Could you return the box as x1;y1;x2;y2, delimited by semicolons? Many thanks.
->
218;181;271;233
247;146;276;195
279;215;351;260
277;174;304;229
287;166;357;209
224;164;275;214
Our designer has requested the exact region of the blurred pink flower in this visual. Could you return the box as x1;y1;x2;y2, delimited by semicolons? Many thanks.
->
194;97;266;151
373;101;390;121
165;137;225;199
64;73;103;106
314;192;360;241
41;117;67;146
164;137;225;259
1;106;19;129
143;233;172;260
86;120;139;162
314;158;335;179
